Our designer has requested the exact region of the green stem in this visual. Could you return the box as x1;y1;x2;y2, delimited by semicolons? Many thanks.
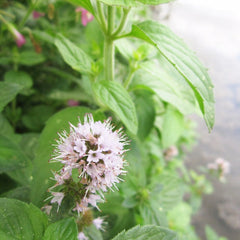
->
19;0;39;28
104;37;114;81
107;6;115;34
96;1;107;33
112;8;131;37
103;6;115;81
124;61;138;89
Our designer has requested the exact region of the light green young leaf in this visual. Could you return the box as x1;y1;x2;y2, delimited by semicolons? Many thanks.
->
0;198;48;240
19;51;45;66
0;82;22;112
157;174;184;210
99;0;174;7
67;0;95;15
112;225;177;240
131;60;198;116
30;107;105;207
128;21;215;130
93;80;138;135
161;105;185;149
43;218;78;240
55;34;94;75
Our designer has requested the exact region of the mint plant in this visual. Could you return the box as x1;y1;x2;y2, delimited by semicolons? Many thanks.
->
0;0;228;239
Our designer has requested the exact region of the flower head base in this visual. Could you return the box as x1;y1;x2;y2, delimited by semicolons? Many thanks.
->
49;114;128;213
75;7;94;26
208;158;230;181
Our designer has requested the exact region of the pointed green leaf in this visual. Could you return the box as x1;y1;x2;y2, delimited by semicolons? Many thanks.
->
19;51;45;66
99;0;174;7
0;134;31;174
131;60;199;116
43;218;78;240
30;107;105;207
55;34;94;75
0;82;22;112
93;80;138;134
0;198;48;240
112;225;177;240
128;21;215;130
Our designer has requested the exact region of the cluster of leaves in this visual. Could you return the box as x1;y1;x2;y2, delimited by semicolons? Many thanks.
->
0;0;227;239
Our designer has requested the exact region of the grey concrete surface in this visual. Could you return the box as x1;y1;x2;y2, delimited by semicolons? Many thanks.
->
156;1;240;239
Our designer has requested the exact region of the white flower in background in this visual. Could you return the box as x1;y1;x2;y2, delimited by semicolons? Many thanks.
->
50;192;64;207
77;232;88;240
49;114;128;212
208;158;230;180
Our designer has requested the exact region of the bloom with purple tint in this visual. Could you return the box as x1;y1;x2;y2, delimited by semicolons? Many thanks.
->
49;114;128;213
32;11;45;19
75;7;94;26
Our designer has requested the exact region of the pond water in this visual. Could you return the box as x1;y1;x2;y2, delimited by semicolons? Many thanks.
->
156;1;240;239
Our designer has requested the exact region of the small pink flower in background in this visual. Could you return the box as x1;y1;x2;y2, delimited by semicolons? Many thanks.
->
75;7;94;26
50;192;64;207
7;23;26;48
32;11;45;19
208;158;230;181
67;99;79;106
14;29;26;47
163;145;179;161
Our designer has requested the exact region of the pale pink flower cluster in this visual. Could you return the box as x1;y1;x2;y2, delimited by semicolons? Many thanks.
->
208;158;230;180
163;145;179;161
50;114;128;213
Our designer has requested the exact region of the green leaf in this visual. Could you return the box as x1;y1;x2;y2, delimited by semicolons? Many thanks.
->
55;34;94;75
161;105;184;148
0;134;31;174
128;21;215;130
137;0;174;5
0;198;48;240
84;225;103;240
99;0;141;7
99;0;173;7
30;107;105;207
167;202;192;232
22;105;55;131
19;51;45;66
0;114;14;139
93;80;138;134
134;90;155;141
157;174;184;210
1;186;30;202
131;60;198;115
67;0;95;15
112;225;177;240
4;70;33;94
43;218;78;240
0;82;22;112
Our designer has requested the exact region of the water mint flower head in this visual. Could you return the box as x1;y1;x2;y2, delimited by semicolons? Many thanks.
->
75;7;94;26
49;114;128;213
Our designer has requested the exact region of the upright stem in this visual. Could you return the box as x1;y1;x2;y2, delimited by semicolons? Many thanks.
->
104;6;115;81
104;36;114;81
